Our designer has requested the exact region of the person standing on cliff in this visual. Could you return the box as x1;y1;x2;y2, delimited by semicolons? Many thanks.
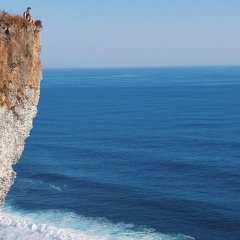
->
23;7;35;24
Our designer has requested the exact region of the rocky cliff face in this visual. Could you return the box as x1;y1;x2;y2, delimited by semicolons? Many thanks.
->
0;14;42;206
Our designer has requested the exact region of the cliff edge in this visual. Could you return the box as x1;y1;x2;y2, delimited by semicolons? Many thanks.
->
0;13;42;206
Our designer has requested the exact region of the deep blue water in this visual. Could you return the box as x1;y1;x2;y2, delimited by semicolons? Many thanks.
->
2;67;240;239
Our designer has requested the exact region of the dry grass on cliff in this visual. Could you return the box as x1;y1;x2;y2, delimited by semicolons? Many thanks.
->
0;11;42;108
0;11;31;27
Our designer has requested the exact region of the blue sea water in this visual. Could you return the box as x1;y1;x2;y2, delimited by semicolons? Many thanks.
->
1;67;240;240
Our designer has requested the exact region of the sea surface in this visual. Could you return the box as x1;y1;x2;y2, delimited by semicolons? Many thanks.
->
1;67;240;240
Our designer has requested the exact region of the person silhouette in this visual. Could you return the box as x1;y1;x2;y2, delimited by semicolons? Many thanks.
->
23;7;35;24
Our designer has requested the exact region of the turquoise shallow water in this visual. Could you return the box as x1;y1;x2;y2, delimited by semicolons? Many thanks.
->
2;67;240;240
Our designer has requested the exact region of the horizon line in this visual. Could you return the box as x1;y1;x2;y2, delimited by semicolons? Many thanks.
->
42;65;240;70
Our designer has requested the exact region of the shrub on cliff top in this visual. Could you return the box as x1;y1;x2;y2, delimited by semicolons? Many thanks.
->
0;11;31;27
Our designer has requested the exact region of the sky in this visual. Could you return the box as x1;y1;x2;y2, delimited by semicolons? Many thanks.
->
1;1;240;68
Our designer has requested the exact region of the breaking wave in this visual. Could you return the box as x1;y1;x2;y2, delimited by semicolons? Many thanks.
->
0;204;194;240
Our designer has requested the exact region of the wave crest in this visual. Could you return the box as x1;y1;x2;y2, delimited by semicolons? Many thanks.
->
0;206;195;240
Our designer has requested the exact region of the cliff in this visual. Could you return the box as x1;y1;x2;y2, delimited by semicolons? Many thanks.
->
0;13;42;206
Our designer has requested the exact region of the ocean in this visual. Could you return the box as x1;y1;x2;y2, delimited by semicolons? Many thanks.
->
0;67;240;240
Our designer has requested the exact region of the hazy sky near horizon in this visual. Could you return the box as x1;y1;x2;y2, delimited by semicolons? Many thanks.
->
1;1;240;68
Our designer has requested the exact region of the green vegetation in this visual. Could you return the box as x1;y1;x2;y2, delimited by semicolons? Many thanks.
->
9;62;19;72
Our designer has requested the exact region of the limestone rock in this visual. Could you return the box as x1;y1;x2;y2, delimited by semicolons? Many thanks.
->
0;13;42;206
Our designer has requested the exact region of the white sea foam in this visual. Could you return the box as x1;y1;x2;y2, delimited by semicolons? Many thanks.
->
0;212;101;240
50;184;62;192
0;206;195;240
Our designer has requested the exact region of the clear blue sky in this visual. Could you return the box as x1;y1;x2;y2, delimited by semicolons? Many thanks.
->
1;1;240;68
